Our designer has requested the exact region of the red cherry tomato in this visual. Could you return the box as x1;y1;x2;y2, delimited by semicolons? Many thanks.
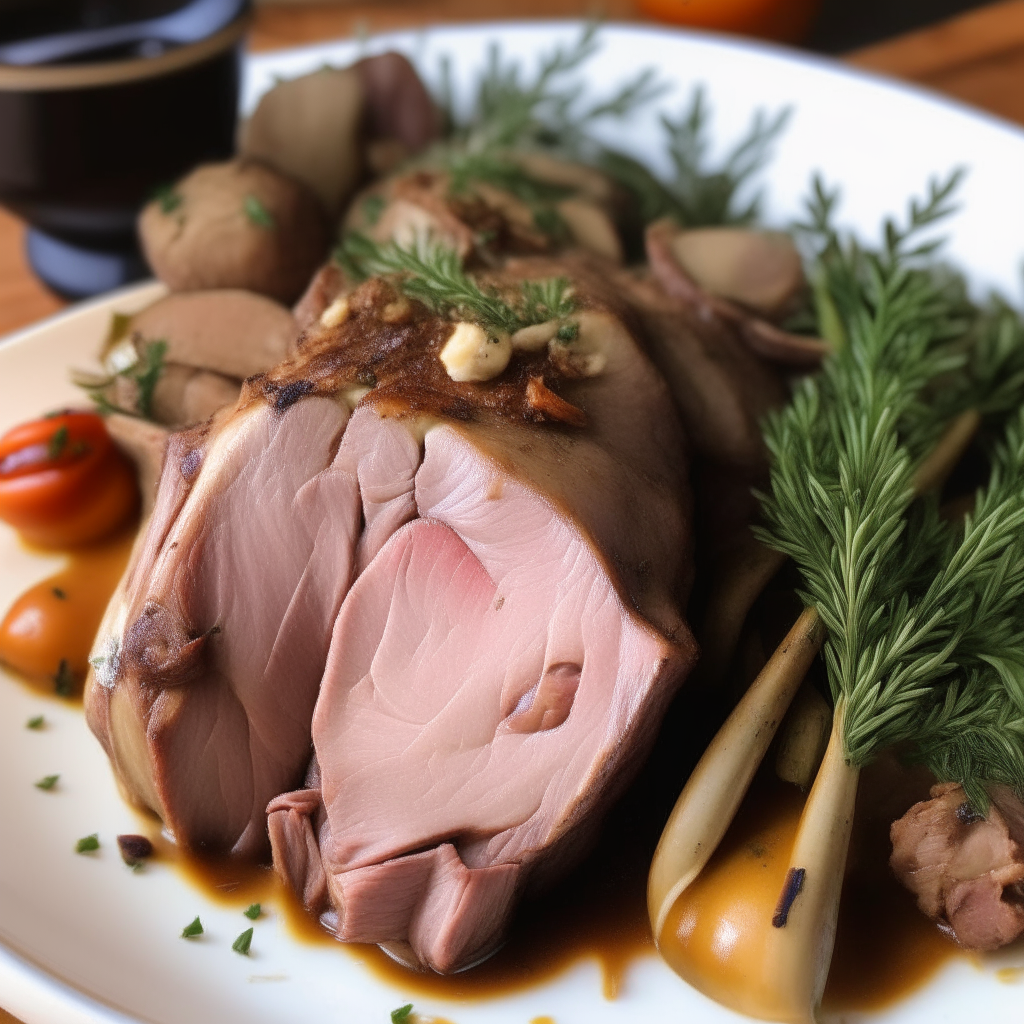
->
637;0;820;43
0;410;139;548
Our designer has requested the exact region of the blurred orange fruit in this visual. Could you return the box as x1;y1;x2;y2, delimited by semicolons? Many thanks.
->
636;0;821;43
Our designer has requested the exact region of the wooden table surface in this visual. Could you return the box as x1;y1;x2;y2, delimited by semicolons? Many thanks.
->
1;2;1024;1021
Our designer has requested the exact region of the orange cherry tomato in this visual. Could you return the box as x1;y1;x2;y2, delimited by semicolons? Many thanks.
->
0;527;135;697
0;410;139;548
637;0;820;43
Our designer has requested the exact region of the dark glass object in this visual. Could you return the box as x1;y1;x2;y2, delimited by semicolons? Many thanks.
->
0;0;249;298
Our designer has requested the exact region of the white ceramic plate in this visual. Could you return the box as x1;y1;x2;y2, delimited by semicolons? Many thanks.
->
4;21;1024;1024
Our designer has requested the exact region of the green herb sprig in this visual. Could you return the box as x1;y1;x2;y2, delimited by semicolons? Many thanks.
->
601;85;790;227
440;24;664;159
47;425;68;460
424;24;663;237
446;151;573;241
336;233;574;336
76;338;168;421
153;184;182;215
755;172;1024;788
901;410;1024;808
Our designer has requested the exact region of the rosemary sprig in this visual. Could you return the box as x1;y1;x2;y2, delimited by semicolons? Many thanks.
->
446;151;572;241
441;24;664;159
132;339;168;420
903;411;1024;807
755;174;1009;772
601;86;790;227
425;25;663;234
336;233;574;335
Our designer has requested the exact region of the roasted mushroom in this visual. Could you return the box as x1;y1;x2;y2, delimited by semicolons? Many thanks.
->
138;159;330;303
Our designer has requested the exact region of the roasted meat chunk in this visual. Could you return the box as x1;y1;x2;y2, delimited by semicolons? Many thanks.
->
890;781;1024;950
86;265;697;900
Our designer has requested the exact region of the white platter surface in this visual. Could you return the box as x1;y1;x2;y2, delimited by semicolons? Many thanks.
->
3;21;1024;1024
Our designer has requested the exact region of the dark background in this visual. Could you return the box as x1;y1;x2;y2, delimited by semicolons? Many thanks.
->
807;0;991;51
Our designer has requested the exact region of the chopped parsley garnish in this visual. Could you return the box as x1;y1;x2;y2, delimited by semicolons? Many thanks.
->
26;715;44;730
390;1005;414;1024
556;321;579;342
362;194;386;226
181;916;203;938
75;834;100;853
244;903;261;920
46;425;68;460
35;774;59;790
244;194;275;229
154;184;183;214
232;927;253;955
54;659;75;698
52;587;66;600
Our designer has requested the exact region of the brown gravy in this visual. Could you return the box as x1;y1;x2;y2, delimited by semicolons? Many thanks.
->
166;765;958;1013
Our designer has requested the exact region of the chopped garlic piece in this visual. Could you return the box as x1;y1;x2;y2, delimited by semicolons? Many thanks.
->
440;322;512;382
319;295;350;328
511;320;559;352
381;298;412;324
339;385;371;410
105;337;140;374
548;319;607;378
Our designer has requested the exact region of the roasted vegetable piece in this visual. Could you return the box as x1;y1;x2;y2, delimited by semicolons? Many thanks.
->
240;67;365;218
0;411;138;548
240;54;438;218
137;159;330;303
127;289;300;380
668;227;804;320
354;52;442;167
646;219;827;367
103;414;169;519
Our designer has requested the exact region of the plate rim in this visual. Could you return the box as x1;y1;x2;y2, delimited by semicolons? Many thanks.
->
4;18;1024;1024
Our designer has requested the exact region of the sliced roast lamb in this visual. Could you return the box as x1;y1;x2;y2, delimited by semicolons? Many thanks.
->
86;264;697;897
85;395;360;856
265;269;696;973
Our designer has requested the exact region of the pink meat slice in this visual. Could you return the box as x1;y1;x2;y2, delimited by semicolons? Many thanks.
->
87;396;362;856
269;412;694;972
